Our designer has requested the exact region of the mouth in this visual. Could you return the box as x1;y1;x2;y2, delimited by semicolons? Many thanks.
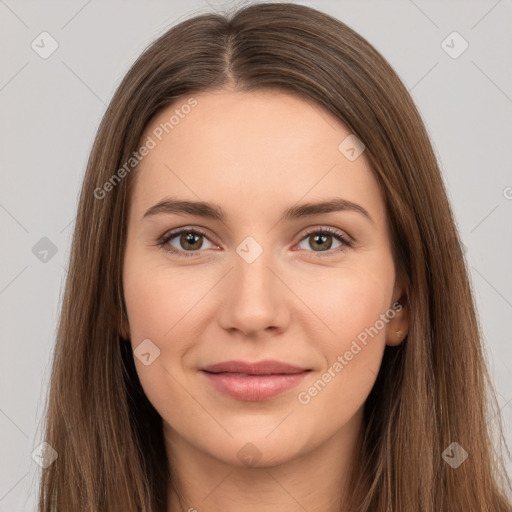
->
199;360;311;401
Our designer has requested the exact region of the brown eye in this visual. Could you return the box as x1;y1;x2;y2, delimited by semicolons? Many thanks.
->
296;227;352;255
307;233;334;251
159;229;215;257
178;232;204;251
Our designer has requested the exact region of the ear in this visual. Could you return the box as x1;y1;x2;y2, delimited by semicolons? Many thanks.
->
120;312;131;340
385;279;410;347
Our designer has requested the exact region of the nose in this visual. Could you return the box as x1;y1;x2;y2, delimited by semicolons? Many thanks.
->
217;249;291;338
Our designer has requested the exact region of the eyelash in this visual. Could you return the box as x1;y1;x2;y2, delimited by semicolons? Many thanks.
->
156;226;353;258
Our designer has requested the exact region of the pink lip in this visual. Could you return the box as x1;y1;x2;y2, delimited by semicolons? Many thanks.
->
200;360;311;401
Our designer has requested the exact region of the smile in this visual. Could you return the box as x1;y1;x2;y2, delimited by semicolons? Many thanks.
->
199;360;311;401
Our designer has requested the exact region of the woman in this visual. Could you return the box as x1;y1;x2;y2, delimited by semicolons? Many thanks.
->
39;2;511;511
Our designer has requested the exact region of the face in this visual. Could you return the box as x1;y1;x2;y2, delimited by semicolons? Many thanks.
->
122;89;408;468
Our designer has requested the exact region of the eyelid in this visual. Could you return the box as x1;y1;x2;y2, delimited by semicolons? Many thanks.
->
157;225;353;257
156;226;218;256
299;226;352;245
295;226;353;258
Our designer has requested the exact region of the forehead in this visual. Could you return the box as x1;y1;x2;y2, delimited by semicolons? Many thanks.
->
131;89;385;225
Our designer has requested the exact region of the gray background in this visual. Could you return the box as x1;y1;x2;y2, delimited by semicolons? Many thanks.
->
1;0;511;509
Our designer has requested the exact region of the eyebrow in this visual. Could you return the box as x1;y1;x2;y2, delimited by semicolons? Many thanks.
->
142;196;374;225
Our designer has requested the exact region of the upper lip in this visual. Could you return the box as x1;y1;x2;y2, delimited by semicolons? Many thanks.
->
200;360;309;375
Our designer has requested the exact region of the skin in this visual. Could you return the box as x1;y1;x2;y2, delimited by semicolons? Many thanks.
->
122;88;409;512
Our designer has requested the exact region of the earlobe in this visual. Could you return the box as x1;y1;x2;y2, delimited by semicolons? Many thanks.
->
385;314;409;346
387;328;407;346
120;314;131;341
386;286;410;347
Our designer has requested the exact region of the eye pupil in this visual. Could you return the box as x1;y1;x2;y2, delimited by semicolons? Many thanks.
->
310;233;332;251
181;232;202;250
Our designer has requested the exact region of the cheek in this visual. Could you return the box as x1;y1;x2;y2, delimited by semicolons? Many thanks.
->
122;257;208;420
292;268;393;417
305;266;394;354
123;253;205;345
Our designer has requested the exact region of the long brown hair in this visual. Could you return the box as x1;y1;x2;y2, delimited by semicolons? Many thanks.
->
39;3;511;510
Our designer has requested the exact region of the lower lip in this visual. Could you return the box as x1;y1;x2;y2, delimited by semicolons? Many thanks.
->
201;371;309;401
